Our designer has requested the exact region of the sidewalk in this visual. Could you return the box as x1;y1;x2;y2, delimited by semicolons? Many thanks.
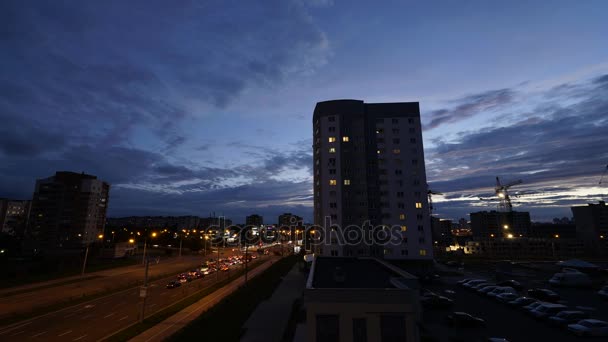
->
240;263;307;342
0;255;204;319
129;258;276;342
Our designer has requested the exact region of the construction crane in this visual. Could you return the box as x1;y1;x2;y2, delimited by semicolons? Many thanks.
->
427;189;443;216
495;177;523;212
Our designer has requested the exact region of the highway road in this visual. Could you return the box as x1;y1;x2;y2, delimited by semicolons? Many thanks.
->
0;255;207;320
0;254;268;342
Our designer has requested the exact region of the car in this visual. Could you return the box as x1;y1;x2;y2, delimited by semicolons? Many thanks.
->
470;282;492;291
462;279;486;288
496;293;518;303
597;285;608;299
529;303;568;319
522;301;544;313
166;281;181;289
421;294;454;309
487;287;517;298
446;312;485;328
527;288;560;302
178;277;188;283
478;285;498;294
568;319;608;337
549;272;592;287
496;280;523;290
548;311;589;327
457;278;474;285
508;296;536;307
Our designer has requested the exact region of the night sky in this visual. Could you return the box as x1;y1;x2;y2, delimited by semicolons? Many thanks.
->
1;1;607;223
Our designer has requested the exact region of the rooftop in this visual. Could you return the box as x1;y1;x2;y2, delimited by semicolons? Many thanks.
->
308;256;417;289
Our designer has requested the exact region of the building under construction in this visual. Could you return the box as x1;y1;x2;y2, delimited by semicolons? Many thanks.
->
470;210;531;239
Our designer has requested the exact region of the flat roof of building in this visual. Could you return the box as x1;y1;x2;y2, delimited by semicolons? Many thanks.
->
309;257;417;289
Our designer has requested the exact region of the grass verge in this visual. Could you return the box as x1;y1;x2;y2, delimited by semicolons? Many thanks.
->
103;259;267;342
167;255;298;342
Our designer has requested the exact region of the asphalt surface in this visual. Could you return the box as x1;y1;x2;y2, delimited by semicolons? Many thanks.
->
421;267;608;342
0;251;266;342
0;254;206;319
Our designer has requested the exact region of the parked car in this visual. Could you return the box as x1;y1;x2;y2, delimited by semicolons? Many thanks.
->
446;312;485;328
568;319;608;337
487;287;517;298
457;278;474;285
166;281;181;289
527;288;560;302
421;294;454;309
462;279;487;289
177;277;188;283
548;311;589;327
508;297;536;307
529;303;568;319
496;280;523;290
522;301;544;313
597;285;608;299
496;293;519;303
470;282;492;291
478;285;499;295
549;272;592;287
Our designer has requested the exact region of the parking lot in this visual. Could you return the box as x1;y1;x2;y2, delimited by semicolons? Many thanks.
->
420;263;608;341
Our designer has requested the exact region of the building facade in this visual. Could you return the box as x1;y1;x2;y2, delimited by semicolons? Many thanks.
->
470;210;531;239
27;171;110;249
313;100;432;260
304;256;421;342
0;198;31;237
278;212;303;227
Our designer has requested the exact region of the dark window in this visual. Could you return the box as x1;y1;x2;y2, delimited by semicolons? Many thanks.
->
380;315;406;342
418;225;424;231
395;169;402;175
392;128;399;134
316;315;339;342
409;127;415;133
329;169;336;175
328;116;336;122
329;127;336;132
353;318;367;342
397;192;404;198
398;203;405;209
330;202;337;208
393;138;400;144
412;159;418;165
410;138;416;143
392;118;399;124
408;118;414;124
376;118;384;123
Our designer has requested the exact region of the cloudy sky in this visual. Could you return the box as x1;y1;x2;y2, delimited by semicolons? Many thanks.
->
1;0;607;223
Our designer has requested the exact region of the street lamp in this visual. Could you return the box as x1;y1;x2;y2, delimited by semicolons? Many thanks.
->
81;233;104;276
142;231;157;265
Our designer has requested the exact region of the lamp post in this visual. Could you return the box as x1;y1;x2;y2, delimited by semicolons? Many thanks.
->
142;231;157;265
81;233;103;276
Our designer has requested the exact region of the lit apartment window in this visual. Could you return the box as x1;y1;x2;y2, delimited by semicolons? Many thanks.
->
328;137;336;142
344;179;351;185
329;180;337;186
342;136;349;142
399;214;405;220
415;202;423;209
401;225;407;232
329;147;336;153
392;149;400;154
420;249;427;256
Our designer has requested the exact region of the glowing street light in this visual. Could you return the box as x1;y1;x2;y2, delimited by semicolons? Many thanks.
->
507;234;513;239
98;234;104;239
503;225;509;230
129;238;135;244
554;234;560;238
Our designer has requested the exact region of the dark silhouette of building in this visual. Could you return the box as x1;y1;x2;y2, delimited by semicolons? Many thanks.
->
572;201;608;254
313;100;432;259
278;212;302;227
27;172;110;250
528;222;576;239
431;217;453;245
245;214;263;227
470;210;531;239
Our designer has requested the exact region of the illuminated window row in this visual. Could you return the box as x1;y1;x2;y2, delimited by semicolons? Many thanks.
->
329;179;351;185
328;136;350;143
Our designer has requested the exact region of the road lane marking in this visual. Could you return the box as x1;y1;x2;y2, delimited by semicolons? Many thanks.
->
31;331;47;338
171;294;178;298
149;303;157;308
73;334;87;341
64;312;77;318
10;330;25;336
0;321;32;335
81;314;93;319
119;315;129;321
104;312;115;318
58;330;72;336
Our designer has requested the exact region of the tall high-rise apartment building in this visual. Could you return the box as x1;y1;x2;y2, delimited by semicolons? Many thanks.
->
313;100;432;259
28;171;110;249
246;214;264;227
